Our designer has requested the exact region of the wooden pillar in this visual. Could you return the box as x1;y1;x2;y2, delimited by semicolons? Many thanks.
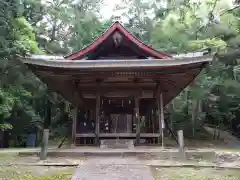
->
156;94;160;144
135;95;140;145
152;107;155;134
95;92;100;145
160;93;165;148
71;107;77;146
157;93;165;147
157;92;165;148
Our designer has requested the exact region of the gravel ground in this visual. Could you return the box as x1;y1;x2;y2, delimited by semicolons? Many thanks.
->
0;166;74;179
72;157;154;180
152;167;240;180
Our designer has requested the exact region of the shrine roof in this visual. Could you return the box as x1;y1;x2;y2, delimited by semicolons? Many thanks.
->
20;51;212;107
65;21;171;60
23;54;211;70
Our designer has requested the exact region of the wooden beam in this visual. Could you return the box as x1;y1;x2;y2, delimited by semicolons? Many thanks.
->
75;133;161;138
153;81;160;98
34;73;80;107
33;66;203;109
74;80;86;107
35;68;201;79
82;93;154;99
79;87;155;94
78;82;156;88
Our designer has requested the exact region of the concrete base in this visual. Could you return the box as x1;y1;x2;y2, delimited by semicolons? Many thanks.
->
100;139;134;149
18;148;216;162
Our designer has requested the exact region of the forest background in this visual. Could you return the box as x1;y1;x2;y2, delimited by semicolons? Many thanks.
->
0;0;239;147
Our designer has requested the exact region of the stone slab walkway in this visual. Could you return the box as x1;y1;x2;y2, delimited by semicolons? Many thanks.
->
71;157;154;180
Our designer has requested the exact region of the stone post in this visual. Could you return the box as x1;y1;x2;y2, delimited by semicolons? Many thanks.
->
177;130;185;159
40;99;51;160
40;129;49;160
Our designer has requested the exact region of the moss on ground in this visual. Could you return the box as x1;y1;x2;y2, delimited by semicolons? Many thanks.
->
152;167;240;180
7;173;72;180
0;166;74;180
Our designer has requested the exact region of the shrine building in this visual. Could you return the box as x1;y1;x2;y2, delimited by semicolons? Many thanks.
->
21;22;212;146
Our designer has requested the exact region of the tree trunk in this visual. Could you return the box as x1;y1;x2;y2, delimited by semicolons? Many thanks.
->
197;99;202;127
185;89;189;118
192;99;201;138
191;100;196;137
50;19;57;42
169;101;174;138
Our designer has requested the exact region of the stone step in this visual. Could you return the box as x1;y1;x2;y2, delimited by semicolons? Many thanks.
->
100;139;134;149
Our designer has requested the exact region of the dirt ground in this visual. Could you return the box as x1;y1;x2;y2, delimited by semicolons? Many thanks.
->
0;166;74;180
152;167;240;180
0;153;74;180
1;145;240;180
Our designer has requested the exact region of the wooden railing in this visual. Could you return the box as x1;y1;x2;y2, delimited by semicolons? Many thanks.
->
76;133;161;138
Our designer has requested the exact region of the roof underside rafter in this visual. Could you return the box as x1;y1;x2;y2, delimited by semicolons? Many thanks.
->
22;55;212;107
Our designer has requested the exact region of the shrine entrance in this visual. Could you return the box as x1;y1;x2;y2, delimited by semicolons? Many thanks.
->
100;98;134;134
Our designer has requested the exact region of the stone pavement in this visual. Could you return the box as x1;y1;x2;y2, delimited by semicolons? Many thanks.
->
71;157;154;180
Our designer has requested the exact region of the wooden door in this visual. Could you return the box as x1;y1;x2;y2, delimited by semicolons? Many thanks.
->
110;114;132;133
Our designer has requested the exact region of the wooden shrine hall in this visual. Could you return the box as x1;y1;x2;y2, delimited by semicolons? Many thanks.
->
21;22;212;146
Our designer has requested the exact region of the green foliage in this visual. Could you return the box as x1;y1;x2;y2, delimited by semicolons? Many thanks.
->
150;0;240;136
187;38;227;51
0;124;13;130
68;16;106;52
0;88;15;119
0;0;41;131
12;17;41;54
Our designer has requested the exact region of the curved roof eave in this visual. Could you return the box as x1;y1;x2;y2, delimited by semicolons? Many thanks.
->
22;55;212;69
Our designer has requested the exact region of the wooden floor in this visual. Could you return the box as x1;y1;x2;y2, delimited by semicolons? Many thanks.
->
76;133;161;138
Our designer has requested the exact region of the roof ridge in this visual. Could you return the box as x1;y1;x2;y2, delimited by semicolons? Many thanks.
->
65;21;171;60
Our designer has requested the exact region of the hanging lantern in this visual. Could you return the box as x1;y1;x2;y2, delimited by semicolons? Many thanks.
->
129;100;131;104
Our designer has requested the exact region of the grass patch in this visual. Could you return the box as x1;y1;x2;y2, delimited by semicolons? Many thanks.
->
151;167;240;180
0;166;74;180
0;153;20;165
1;173;72;180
